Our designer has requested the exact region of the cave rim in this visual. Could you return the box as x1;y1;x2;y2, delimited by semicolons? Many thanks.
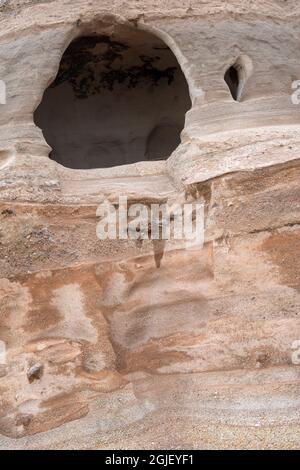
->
33;15;193;174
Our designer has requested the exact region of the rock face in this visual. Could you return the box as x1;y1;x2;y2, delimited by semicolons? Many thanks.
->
0;0;300;450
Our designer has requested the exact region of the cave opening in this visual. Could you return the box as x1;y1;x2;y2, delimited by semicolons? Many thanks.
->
34;27;191;169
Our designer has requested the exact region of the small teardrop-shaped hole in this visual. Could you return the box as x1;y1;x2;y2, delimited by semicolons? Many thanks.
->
224;55;253;102
224;65;240;101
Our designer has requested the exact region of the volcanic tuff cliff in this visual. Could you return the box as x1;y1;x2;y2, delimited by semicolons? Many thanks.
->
0;0;300;449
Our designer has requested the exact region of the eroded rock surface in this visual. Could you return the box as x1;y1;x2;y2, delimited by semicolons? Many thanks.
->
0;0;300;449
